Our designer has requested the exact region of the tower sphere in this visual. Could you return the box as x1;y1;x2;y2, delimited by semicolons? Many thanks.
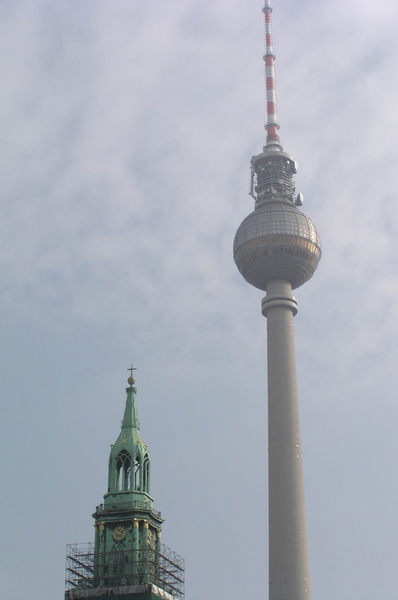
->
233;201;321;291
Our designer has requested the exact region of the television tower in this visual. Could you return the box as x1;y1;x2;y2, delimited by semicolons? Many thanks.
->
233;2;321;600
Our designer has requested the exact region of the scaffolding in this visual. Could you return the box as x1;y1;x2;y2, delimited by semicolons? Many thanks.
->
65;543;184;600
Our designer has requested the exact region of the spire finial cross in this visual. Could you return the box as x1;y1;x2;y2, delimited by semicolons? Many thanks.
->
127;364;137;377
127;364;137;387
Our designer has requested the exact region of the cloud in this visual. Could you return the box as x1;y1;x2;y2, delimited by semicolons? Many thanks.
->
2;2;398;600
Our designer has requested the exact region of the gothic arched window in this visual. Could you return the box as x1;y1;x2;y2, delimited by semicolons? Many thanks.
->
134;453;141;491
116;450;131;491
143;455;150;493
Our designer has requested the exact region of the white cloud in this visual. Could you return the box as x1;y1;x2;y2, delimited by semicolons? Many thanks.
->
2;2;398;600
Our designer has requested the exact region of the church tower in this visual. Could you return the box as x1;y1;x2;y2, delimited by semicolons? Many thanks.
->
65;370;184;600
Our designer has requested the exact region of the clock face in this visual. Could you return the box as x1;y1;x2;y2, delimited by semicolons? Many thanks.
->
112;525;127;542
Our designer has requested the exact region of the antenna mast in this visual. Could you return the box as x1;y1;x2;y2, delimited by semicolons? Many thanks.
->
263;0;280;148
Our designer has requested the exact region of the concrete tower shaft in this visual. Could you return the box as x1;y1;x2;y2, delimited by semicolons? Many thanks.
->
263;281;311;600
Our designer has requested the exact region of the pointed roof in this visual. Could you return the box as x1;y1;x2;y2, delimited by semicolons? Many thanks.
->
111;378;148;459
104;372;153;507
121;382;140;430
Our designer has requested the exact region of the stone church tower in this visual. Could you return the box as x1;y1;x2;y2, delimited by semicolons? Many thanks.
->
65;372;184;600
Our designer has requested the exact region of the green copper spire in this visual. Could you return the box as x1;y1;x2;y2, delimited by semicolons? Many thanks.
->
65;367;185;599
105;371;151;505
121;376;140;430
89;368;166;592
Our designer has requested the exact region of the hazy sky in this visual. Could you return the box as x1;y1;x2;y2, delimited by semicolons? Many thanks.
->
2;1;398;599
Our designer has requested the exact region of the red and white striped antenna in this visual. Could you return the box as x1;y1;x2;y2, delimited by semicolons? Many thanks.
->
263;0;281;148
